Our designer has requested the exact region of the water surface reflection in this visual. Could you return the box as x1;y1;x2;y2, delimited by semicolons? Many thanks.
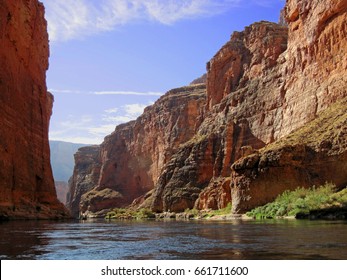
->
1;219;346;260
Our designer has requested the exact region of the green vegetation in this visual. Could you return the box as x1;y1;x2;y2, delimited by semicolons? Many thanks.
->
263;97;347;153
201;202;232;219
246;183;347;219
179;133;208;149
184;208;200;217
183;203;232;219
105;208;155;220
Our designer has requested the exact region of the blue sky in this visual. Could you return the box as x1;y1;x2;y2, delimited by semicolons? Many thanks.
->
42;0;285;144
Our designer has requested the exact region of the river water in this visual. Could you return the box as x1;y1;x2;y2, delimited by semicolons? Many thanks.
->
1;219;347;260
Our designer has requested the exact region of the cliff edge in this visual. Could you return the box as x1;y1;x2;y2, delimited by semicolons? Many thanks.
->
0;0;68;219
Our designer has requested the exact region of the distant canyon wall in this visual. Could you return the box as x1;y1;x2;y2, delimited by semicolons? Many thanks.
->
0;0;68;219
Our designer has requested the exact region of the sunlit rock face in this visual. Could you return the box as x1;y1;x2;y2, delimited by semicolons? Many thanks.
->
150;0;347;213
0;0;68;219
67;85;206;218
230;0;347;213
68;0;347;216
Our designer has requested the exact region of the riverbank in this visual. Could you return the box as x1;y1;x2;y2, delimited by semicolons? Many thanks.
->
104;184;347;221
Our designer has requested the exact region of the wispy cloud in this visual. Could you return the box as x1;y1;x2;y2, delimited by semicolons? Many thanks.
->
94;90;162;96
102;102;151;123
50;101;153;144
42;0;241;42
49;88;163;96
104;108;119;114
123;103;147;116
102;115;133;123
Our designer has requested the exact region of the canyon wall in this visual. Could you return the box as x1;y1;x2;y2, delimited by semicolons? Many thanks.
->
231;97;347;213
69;0;347;216
0;0;68;219
68;85;206;217
147;0;347;213
230;0;347;213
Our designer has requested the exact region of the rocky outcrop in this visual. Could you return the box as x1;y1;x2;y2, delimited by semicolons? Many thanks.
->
0;0;68;219
66;145;101;217
231;97;347;213
190;74;207;85
68;85;206;217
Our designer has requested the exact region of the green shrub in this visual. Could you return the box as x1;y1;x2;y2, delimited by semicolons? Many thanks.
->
105;208;155;220
184;208;200;217
246;183;344;219
203;202;232;218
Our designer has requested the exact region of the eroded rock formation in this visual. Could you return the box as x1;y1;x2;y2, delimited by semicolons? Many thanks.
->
0;0;68;219
149;0;347;213
231;97;347;213
68;85;206;217
66;145;101;217
69;0;347;216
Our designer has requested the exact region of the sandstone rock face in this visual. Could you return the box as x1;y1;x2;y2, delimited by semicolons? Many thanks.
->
66;145;101;217
69;0;346;216
149;21;286;212
279;0;347;138
231;97;347;213
68;85;206;217
150;0;346;213
150;120;265;212
0;0;68;219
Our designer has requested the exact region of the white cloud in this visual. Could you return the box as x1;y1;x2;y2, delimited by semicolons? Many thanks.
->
49;102;152;144
102;115;133;123
58;115;93;130
104;108;119;114
88;124;117;136
94;90;162;96
103;103;149;122
50;115;115;144
49;88;163;96
123;103;147;117
41;0;241;42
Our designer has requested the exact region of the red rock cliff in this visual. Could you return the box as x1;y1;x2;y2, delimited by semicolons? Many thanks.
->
150;21;288;212
0;0;68;219
68;84;206;217
69;0;346;216
148;0;346;212
66;145;101;217
229;0;347;213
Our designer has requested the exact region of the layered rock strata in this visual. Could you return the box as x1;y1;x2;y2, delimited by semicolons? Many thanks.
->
69;0;347;216
0;0;68;219
150;21;287;212
231;97;347;213
66;145;101;217
68;85;206;217
149;0;347;213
